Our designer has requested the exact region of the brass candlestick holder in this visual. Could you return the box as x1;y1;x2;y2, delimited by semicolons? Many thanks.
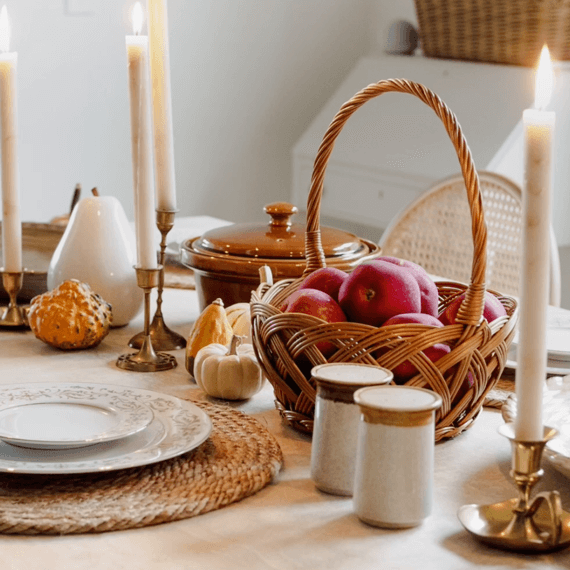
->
0;270;28;328
129;209;186;351
458;422;570;552
117;266;177;372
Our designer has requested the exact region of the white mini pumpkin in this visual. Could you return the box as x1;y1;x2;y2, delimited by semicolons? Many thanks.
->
194;335;264;400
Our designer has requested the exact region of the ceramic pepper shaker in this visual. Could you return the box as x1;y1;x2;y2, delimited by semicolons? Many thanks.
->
310;363;393;496
353;385;442;528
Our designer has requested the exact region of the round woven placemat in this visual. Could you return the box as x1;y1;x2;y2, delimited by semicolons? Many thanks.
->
0;402;283;535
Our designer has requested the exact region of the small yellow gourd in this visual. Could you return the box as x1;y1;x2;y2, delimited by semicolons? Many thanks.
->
185;298;233;375
225;302;251;342
194;335;265;400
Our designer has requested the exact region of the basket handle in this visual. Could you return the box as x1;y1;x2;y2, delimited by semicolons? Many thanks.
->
304;78;487;326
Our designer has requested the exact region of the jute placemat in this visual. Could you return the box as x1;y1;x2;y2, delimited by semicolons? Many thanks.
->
0;402;283;535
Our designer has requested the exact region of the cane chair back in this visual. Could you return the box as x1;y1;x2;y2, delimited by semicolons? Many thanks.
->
379;171;561;306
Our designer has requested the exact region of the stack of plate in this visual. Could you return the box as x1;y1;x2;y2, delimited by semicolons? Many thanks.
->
507;319;570;377
0;383;212;474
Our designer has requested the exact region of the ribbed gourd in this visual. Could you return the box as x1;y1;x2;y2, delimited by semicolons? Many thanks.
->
185;298;233;376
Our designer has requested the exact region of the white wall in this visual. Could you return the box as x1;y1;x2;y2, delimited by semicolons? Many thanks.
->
9;0;374;225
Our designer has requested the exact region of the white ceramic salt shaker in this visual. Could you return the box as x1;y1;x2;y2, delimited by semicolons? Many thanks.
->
353;385;442;528
310;363;393;496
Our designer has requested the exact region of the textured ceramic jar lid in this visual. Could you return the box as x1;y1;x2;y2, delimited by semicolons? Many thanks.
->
354;385;442;413
312;363;393;387
313;363;393;403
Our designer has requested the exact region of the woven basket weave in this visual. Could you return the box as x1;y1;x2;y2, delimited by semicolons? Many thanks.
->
414;0;570;67
251;79;518;442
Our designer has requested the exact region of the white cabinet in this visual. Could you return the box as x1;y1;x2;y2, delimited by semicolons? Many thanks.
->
292;53;534;231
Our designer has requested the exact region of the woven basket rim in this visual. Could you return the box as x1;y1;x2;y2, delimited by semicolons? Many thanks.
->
250;78;519;441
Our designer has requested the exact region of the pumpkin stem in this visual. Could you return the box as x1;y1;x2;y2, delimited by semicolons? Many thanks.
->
212;298;225;307
228;335;244;355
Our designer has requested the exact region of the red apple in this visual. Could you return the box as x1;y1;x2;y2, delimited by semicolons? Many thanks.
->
382;312;444;328
338;261;421;326
452;369;475;406
297;267;348;302
378;256;439;316
377;313;447;382
282;288;347;356
379;343;450;384
439;291;507;326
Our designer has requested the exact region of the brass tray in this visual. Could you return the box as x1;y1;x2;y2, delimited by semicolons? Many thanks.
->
0;222;64;302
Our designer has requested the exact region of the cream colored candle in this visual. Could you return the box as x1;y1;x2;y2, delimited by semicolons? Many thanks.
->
148;0;177;211
126;2;157;269
515;46;555;441
0;6;21;273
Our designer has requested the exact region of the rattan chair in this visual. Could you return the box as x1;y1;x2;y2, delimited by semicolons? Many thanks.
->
379;171;561;306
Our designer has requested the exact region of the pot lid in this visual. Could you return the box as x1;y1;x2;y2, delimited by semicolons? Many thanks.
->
192;202;365;260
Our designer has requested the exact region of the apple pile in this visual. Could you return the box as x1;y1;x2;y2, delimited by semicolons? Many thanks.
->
279;256;507;383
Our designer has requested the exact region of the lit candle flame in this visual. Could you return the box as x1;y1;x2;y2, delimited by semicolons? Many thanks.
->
535;45;554;110
132;2;144;36
0;5;10;54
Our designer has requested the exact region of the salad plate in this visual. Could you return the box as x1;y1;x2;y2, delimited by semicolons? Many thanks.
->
0;383;154;449
0;383;212;474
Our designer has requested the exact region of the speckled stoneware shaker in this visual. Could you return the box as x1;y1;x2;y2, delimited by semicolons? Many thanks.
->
310;363;393;496
353;385;442;528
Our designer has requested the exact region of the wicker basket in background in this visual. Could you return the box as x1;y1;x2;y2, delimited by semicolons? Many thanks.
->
250;79;518;442
414;0;570;67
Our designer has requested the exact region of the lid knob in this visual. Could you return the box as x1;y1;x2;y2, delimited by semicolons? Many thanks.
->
264;202;298;228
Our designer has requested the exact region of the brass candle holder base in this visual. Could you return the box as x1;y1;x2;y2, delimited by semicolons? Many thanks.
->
117;266;177;373
0;270;28;328
458;423;570;552
129;209;186;351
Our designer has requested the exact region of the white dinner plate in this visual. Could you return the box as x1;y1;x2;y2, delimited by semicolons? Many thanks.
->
0;384;154;449
509;308;570;365
506;345;570;377
0;383;212;474
502;376;570;479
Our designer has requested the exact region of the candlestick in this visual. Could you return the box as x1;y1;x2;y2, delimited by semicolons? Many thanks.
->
116;266;177;372
148;0;177;211
127;2;158;270
129;208;186;350
0;270;27;328
458;423;570;552
0;6;21;274
515;45;555;441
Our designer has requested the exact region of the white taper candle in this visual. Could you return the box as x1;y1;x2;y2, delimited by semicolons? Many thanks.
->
515;46;555;441
127;3;157;270
148;0;177;211
0;6;21;273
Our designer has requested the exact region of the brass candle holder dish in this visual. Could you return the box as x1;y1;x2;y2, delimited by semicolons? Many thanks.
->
0;270;29;328
117;266;177;372
129;209;186;351
458;422;570;552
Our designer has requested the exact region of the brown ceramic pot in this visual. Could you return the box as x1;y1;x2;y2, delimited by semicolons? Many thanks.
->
180;202;381;310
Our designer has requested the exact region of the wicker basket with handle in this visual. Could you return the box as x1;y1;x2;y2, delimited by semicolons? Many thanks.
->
413;0;570;67
251;78;518;441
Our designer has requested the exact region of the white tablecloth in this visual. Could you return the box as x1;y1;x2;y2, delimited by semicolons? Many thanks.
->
1;288;570;569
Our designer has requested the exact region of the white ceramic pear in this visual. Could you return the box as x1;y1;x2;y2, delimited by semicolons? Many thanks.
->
48;193;143;327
